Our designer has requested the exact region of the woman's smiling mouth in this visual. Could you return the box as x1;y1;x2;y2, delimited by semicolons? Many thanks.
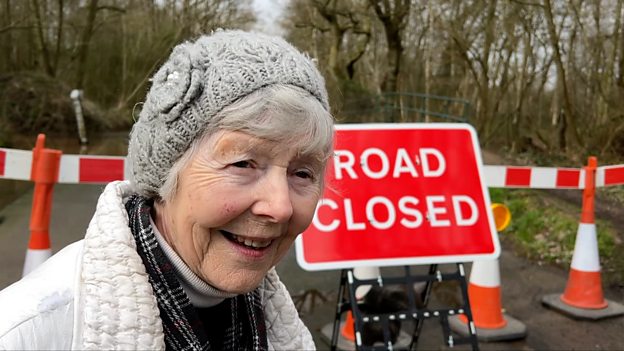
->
220;230;274;249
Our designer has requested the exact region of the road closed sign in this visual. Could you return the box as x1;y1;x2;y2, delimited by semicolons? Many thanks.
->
296;123;500;271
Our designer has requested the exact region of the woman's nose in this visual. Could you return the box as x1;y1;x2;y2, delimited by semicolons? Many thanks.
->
251;170;294;223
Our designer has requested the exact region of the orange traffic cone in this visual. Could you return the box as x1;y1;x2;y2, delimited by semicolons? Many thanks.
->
462;259;506;329
449;203;527;341
562;156;605;309
340;310;356;342
322;266;379;350
450;258;527;341
22;134;61;277
542;157;624;319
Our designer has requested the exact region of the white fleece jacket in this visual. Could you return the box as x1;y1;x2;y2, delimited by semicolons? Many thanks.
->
0;181;314;350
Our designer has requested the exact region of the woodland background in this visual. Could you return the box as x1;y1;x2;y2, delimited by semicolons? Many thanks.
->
1;0;624;165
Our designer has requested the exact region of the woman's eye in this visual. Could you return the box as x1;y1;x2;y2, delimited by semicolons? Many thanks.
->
294;169;314;180
232;160;252;168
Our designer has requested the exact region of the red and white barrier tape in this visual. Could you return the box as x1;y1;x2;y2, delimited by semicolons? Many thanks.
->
482;165;624;188
58;154;128;184
596;165;624;187
1;148;128;184
482;166;585;189
2;147;624;188
0;148;32;181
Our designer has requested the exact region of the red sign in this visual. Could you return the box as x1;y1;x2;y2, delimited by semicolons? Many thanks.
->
296;124;500;270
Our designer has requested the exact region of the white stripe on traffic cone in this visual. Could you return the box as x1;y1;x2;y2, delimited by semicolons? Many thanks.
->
22;249;52;277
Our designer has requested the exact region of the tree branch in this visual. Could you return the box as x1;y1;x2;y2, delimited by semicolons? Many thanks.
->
0;24;33;34
96;5;126;13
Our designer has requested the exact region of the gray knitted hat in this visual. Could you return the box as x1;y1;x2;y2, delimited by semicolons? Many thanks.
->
128;30;330;198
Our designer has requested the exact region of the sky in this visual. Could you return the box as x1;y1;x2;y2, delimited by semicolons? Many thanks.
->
252;0;288;36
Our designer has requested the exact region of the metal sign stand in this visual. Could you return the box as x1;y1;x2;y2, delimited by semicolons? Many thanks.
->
330;264;479;351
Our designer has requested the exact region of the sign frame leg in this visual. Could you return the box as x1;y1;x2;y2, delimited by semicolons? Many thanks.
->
329;264;480;351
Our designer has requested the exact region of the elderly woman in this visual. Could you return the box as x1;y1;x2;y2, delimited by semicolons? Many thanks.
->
0;30;333;350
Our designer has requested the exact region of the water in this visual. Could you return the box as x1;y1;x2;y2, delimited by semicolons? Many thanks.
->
0;131;129;211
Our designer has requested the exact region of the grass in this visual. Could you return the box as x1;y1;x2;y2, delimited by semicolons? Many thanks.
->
489;188;622;287
598;186;624;206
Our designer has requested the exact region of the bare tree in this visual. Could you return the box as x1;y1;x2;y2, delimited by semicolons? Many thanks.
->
74;0;99;89
441;1;500;133
288;0;371;82
543;0;583;151
369;0;410;93
30;0;55;76
2;0;14;70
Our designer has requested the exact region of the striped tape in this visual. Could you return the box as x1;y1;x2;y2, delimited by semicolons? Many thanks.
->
58;154;129;184
596;165;624;187
2;147;624;188
482;166;586;189
0;148;32;181
1;148;128;183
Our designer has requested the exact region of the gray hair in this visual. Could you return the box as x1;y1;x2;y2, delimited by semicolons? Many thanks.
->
158;84;334;203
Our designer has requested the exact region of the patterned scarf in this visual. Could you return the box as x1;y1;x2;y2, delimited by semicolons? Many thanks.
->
125;195;267;351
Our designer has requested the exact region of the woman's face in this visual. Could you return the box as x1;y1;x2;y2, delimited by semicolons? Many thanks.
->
155;130;325;294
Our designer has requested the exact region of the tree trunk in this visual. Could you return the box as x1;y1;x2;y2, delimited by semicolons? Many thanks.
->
602;0;623;126
477;0;496;134
370;0;409;94
52;0;64;75
424;1;434;122
618;3;624;88
313;0;362;82
346;32;370;80
328;22;345;81
384;28;401;93
610;0;623;79
31;0;54;76
75;0;99;89
369;0;410;122
119;7;127;107
512;33;532;151
543;0;583;151
3;0;12;71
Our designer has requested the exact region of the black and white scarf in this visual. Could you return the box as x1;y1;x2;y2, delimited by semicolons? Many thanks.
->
126;195;268;351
